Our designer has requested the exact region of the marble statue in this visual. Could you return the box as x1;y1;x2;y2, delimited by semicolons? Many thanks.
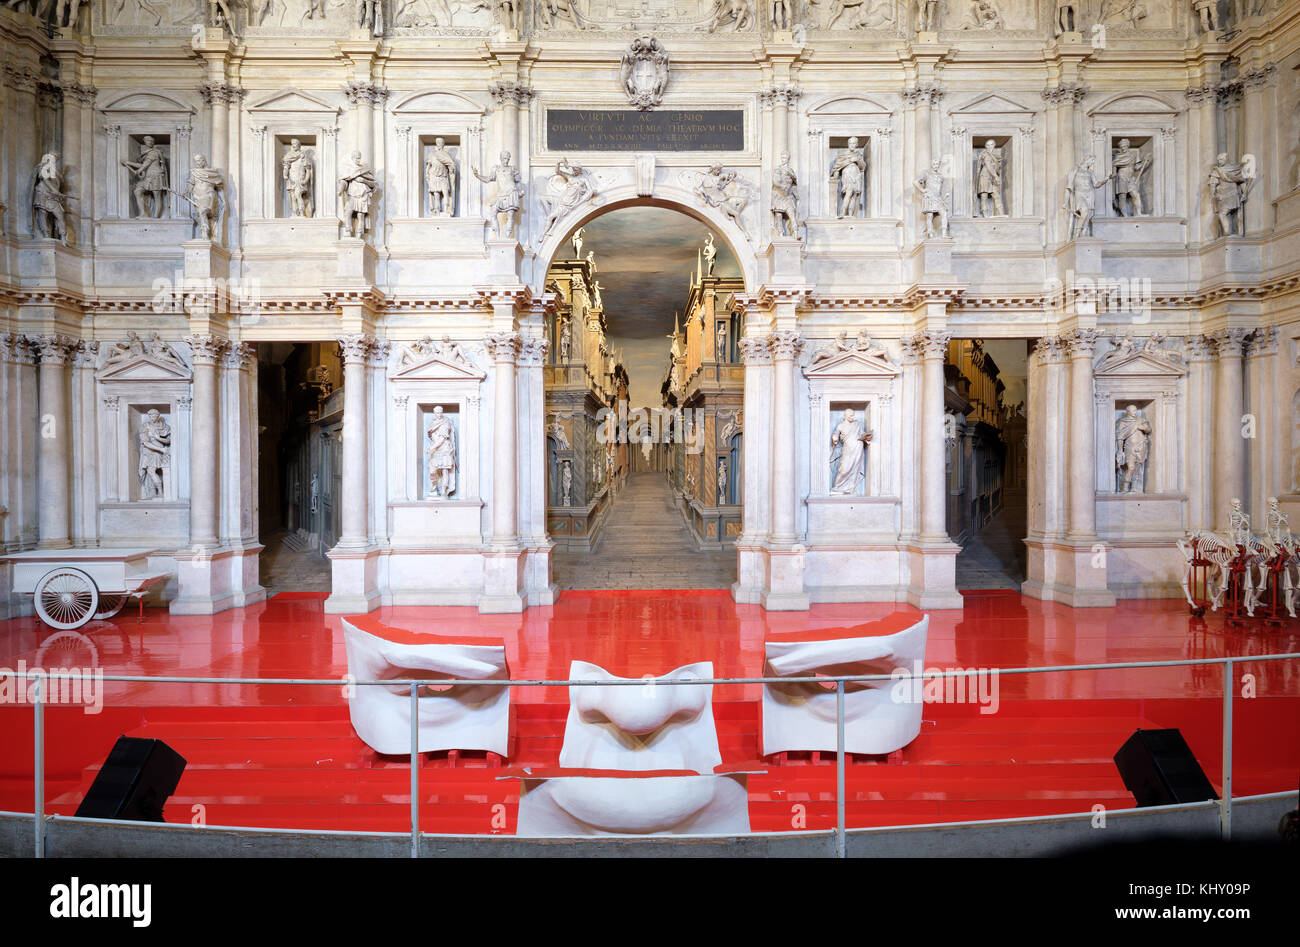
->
854;329;888;358
1100;0;1147;27
571;226;584;258
914;158;949;238
1115;404;1151;493
620;36;670;111
121;136;169;219
708;0;753;32
539;157;598;243
560;460;573;505
916;0;938;31
1208;153;1255;238
962;0;1003;29
717;458;728;504
822;0;890;29
703;233;717;275
695;164;749;230
339;152;378;239
490;0;520;32
282;139;315;218
715;320;728;359
108;331;184;367
809;330;854;367
1193;0;1219;33
831;137;866;219
1111;139;1151;216
137;409;171;500
975;139;1006;217
558;318;572;361
770;0;791;30
830;407;872;495
548;417;571;450
1055;2;1077;33
310;474;319;514
31;153;69;244
593;281;604;309
426;406;457;498
1063;155;1109;240
538;0;586;28
471;151;525;239
771;152;800;238
424;138;457;217
208;0;244;39
586;249;597;274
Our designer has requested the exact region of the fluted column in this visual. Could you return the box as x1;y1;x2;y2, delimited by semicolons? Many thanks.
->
184;335;226;548
918;330;950;543
768;330;802;545
762;86;799;165
1210;329;1249;529
199;82;231;178
32;335;75;549
337;335;374;547
489;82;531;168
1063;329;1099;540
488;331;522;546
345;82;386;166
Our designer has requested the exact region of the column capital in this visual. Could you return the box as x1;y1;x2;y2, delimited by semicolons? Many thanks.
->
185;334;230;365
918;329;950;359
28;334;77;365
60;81;98;107
1241;63;1278;92
902;84;943;107
0;333;35;364
759;85;801;109
738;336;771;364
343;81;389;107
71;340;100;368
337;333;377;365
1246;326;1279;358
1062;328;1100;359
486;330;522;363
1184;335;1215;361
1042;83;1087;107
489;81;534;107
220;342;256;370
197;81;246;107
767;330;804;362
518;337;550;366
1206;328;1250;358
1184;84;1218;106
367;339;392;367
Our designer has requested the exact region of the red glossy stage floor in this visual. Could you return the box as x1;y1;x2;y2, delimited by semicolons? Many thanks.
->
1;590;1297;835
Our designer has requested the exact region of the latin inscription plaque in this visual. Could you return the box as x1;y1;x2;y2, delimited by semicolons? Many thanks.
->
547;109;745;152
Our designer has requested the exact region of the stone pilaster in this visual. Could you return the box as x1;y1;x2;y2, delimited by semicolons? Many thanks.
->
30;335;76;549
1209;328;1249;530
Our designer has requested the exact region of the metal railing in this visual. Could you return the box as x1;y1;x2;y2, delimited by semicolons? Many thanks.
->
14;650;1300;858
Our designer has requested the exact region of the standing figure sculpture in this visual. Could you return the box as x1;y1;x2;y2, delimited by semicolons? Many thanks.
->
339;152;378;239
1115;404;1151;493
703;233;717;276
1063;155;1111;240
715;320;728;359
282;139;315;218
829;407;872;495
471;151;525;239
424;138;457;217
771;152;800;238
914;158;949;238
831;136;866;219
916;0;939;31
560;460;573;506
426;406;457;498
1055;2;1077;33
558;318;572;361
1207;153;1254;238
31;153;69;244
184;154;226;242
717;458;729;504
1110;139;1151;216
1193;0;1219;33
121;135;169;218
571;226;584;259
137;409;172;500
770;0;791;30
975;139;1006;217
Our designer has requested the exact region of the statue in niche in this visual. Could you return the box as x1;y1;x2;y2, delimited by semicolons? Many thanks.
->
716;320;728;359
571;227;584;259
310;474;319;514
1208;153;1256;238
831;137;866;219
31;153;69;244
620;36;670;111
548;417;571;450
339;152;378;239
1099;0;1147;27
1110;139;1151;217
471;152;525;239
703;233;717;275
560;460;573;505
282;139;315;218
829;407;872;495
961;0;1003;29
694;164;749;231
771;152;800;238
916;0;939;31
975;139;1006;217
424;138;457;217
770;0;792;30
122;136;169;219
1063;155;1109;240
538;158;599;244
559;318;572;361
1115;404;1151;493
184;154;226;243
717;458;728;504
1193;0;1220;33
426;406;457;499
1055;2;1077;33
707;0;753;32
137;409;172;500
538;0;587;28
914;158;949;238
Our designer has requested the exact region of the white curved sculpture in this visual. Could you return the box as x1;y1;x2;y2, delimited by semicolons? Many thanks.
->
512;660;757;835
341;616;509;756
762;612;929;757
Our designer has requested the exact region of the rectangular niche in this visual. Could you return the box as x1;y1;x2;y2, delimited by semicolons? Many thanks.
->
827;401;871;498
276;135;319;219
417;403;460;501
969;134;1012;219
124;134;172;219
419;134;461;218
827;135;870;219
1112;398;1155;494
128;403;175;502
1107;136;1154;218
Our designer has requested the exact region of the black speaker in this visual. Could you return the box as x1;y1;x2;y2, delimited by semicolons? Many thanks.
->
74;736;186;822
1113;728;1218;808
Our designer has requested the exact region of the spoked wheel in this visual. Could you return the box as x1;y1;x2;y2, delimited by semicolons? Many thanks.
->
93;593;128;620
33;568;100;630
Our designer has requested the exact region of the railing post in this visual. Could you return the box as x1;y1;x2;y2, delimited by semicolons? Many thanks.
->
34;673;44;859
836;679;846;859
1221;658;1233;841
410;682;419;858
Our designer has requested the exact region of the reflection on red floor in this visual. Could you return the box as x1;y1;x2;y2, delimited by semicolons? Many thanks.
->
1;590;1296;835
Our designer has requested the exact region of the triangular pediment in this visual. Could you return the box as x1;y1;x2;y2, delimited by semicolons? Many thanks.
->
1094;350;1186;377
97;354;192;381
802;350;899;378
391;354;485;381
951;92;1033;116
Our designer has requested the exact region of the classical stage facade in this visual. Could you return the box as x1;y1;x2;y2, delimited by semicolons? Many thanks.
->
1;0;1298;617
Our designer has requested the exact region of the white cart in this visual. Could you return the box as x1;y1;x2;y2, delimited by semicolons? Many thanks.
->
2;549;172;629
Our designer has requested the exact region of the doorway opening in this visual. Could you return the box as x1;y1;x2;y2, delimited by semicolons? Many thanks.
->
542;205;742;590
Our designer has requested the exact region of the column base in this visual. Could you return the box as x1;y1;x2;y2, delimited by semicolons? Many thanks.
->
170;544;267;615
480;546;526;613
1022;539;1117;608
746;542;811;611
905;541;965;610
324;542;382;614
523;542;558;607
